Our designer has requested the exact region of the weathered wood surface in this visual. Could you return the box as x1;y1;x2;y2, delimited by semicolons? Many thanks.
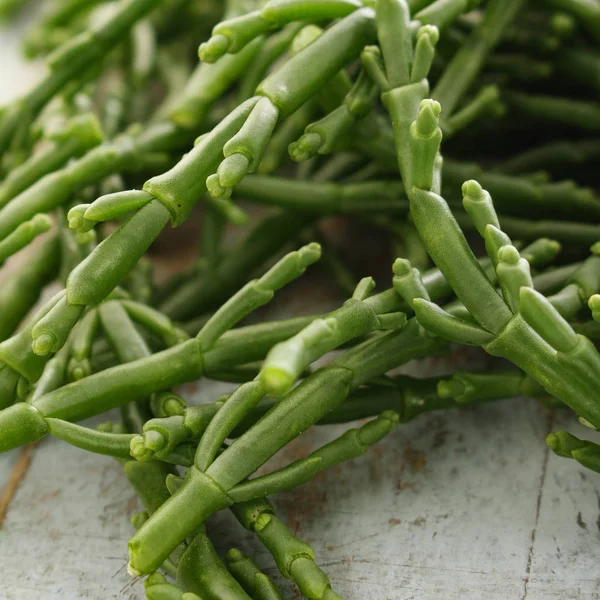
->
2;364;600;600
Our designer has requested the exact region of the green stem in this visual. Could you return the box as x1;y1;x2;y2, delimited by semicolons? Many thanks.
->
432;0;526;118
0;0;162;155
542;0;600;41
507;92;600;130
159;210;315;320
226;549;283;600
0;314;325;452
127;317;442;574
497;139;600;174
0;234;59;342
176;526;252;600
231;498;342;600
0;113;103;207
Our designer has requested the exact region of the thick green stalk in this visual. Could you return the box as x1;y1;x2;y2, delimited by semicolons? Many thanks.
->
547;431;600;474
409;187;512;333
33;200;171;351
485;306;600;427
176;526;252;600
226;411;401;502
256;8;376;116
199;0;366;62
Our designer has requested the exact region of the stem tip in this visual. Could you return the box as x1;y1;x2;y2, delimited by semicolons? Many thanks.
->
32;332;56;356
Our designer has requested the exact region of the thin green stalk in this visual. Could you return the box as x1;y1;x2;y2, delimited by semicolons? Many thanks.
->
496;139;600;174
442;158;600;219
542;0;600;42
0;113;103;207
454;211;600;247
259;276;406;396
507;92;600;131
231;498;342;600
226;549;283;600
555;46;600;93
0;214;53;266
0;234;60;342
235;176;408;215
159;210;315;320
0;0;162;155
432;0;526;118
547;430;600;474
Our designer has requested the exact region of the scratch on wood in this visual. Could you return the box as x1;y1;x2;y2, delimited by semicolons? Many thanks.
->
521;412;554;600
0;442;39;528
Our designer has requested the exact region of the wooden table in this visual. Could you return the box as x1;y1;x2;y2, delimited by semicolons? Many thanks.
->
2;376;600;600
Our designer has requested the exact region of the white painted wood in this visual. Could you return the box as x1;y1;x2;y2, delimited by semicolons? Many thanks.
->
2;377;599;599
